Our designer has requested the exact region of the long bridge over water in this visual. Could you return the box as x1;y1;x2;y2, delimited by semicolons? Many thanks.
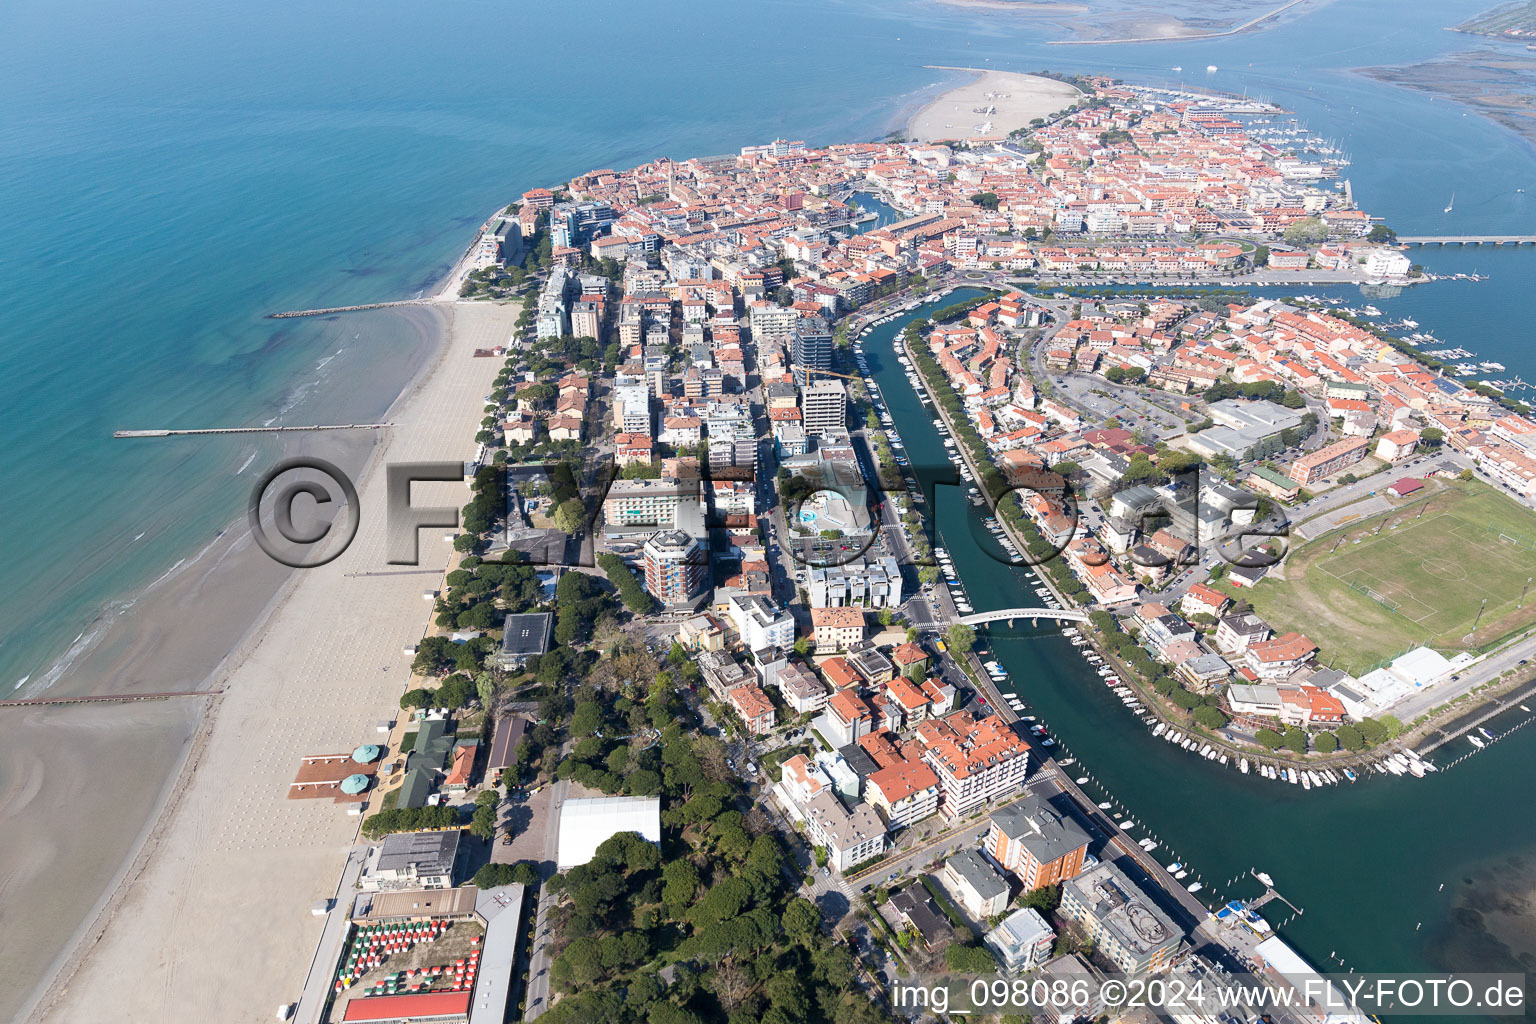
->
1397;234;1536;246
942;607;1093;627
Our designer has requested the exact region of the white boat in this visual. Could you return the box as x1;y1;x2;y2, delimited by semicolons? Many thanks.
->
1153;723;1166;738
1098;801;1112;809
1076;776;1089;784
1174;870;1188;879
1166;861;1181;872
1470;735;1487;749
1206;65;1219;72
1187;882;1204;893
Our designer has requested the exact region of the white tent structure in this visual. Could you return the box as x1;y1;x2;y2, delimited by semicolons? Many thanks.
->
556;796;662;869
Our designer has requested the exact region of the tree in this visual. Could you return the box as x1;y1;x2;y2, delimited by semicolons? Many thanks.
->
1283;217;1327;246
1358;717;1388;745
969;191;1000;211
945;943;999;972
1315;731;1339;753
1335;724;1364;751
946;624;976;655
1255;727;1284;750
1419;426;1444;448
1367;224;1398;243
1193;704;1228;729
554;498;586;534
782;897;821;939
1018;884;1060;913
1282;727;1308;755
400;688;434;710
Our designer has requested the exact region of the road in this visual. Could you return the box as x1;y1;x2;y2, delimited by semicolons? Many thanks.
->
522;775;570;1020
1290;451;1466;540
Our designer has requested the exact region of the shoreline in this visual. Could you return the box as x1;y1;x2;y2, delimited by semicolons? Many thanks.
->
11;223;501;1022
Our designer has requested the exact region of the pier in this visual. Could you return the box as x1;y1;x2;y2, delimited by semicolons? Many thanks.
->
114;423;391;438
0;689;221;708
1397;234;1536;246
268;299;428;318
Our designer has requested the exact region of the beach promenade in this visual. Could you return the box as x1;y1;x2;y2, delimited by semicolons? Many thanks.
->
27;298;518;1024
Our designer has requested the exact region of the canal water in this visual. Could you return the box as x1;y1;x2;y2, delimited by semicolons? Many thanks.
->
851;191;903;234
858;289;1536;983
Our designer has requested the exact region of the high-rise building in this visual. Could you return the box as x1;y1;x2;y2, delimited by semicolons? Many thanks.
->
790;316;832;384
613;383;652;436
643;529;709;611
800;379;847;438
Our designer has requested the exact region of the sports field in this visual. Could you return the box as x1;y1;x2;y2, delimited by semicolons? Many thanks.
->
1228;481;1536;673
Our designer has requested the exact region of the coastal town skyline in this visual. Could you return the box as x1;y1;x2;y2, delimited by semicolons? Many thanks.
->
6;1;1536;1023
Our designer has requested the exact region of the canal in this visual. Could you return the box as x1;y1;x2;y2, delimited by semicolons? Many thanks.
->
856;288;1536;986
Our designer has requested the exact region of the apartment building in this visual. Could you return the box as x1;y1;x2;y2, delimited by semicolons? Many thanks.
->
915;710;1031;818
727;683;776;737
726;593;795;652
810;606;865;652
864;757;940;830
808;556;903;609
1289;436;1370;485
774;660;829;715
941;849;1011;919
802;789;886;872
801;379;847;437
985;793;1091;890
1242;631;1318;680
602;478;704;532
642;530;710;611
1060;861;1183;976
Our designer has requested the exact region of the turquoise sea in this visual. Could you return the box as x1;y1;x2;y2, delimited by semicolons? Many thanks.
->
3;0;1536;991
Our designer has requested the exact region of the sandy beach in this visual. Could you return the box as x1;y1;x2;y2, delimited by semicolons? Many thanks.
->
907;69;1081;143
18;283;519;1022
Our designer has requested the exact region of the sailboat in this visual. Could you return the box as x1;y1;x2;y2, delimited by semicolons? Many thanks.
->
1444;193;1455;214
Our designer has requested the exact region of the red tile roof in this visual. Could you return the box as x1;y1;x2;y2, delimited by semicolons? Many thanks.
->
342;991;472;1021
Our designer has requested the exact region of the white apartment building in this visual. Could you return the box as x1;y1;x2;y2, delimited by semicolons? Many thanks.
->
726;594;795;652
808;556;903;609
